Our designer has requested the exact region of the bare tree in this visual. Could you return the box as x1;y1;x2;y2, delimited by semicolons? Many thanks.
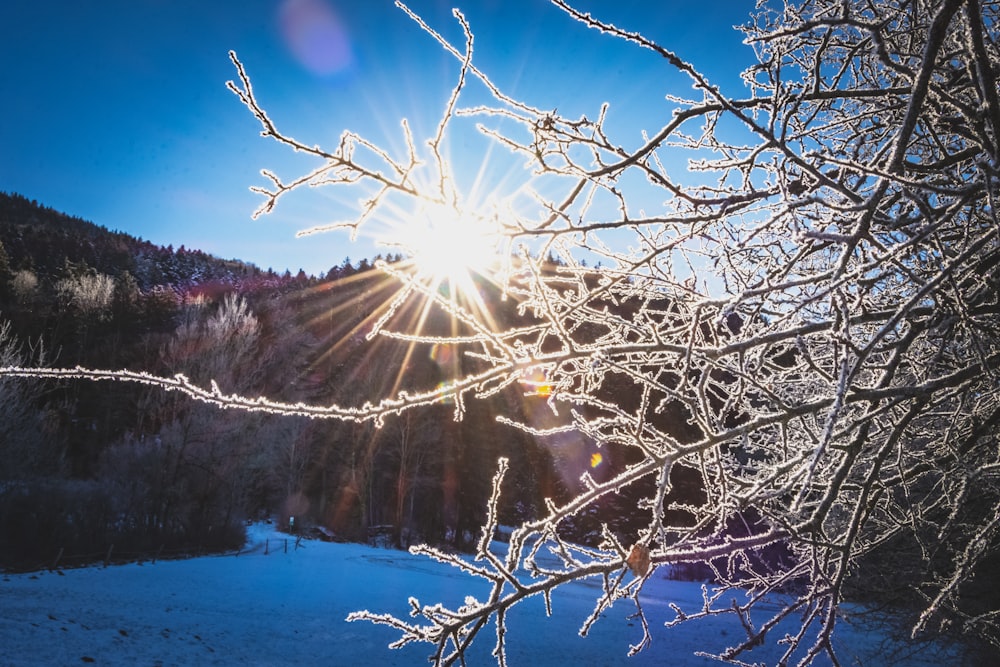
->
0;320;59;479
241;1;999;663
381;407;442;548
10;270;39;305
56;272;115;320
3;0;999;664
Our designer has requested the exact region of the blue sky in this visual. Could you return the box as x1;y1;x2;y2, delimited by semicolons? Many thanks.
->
2;1;756;276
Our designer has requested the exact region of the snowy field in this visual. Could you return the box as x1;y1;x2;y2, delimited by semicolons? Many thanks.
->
0;523;943;666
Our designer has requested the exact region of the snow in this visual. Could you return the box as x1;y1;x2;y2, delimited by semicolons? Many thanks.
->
0;523;940;666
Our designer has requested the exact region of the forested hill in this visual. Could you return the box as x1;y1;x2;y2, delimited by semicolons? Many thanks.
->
0;193;565;571
0;193;690;574
0;191;267;290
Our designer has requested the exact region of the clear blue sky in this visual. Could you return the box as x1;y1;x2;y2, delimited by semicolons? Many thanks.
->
2;1;755;276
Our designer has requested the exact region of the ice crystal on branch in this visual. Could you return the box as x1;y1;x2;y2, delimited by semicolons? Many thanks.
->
4;0;1000;663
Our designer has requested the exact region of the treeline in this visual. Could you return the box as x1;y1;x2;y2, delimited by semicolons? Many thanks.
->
0;194;575;568
0;192;404;291
0;194;713;571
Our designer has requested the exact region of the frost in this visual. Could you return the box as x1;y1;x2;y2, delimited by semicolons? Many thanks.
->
4;0;1000;664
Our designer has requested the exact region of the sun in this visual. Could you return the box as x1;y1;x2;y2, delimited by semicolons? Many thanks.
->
394;200;503;288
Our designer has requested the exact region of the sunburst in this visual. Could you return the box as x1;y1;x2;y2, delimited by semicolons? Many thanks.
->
383;198;505;298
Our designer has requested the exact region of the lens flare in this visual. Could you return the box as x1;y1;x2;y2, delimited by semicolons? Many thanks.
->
430;343;455;367
279;0;354;76
434;381;455;404
520;369;552;397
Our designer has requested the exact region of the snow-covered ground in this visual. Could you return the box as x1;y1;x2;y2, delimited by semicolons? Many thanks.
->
0;523;942;666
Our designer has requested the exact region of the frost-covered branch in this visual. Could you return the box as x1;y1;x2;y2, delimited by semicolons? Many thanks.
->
4;0;1000;663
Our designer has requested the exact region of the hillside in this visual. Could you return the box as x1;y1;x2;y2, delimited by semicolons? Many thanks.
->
0;194;706;581
0;191;266;290
0;194;560;570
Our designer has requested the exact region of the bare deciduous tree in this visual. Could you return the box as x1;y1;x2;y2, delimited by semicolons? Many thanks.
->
0;320;59;479
56;272;115;320
3;0;999;664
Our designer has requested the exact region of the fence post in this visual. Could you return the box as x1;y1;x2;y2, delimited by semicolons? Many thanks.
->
104;544;114;568
265;538;269;555
51;547;64;570
295;535;302;550
153;544;164;564
284;538;288;554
